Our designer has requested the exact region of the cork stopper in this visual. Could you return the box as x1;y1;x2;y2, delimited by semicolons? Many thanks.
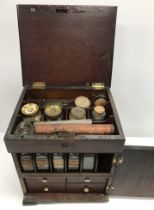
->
94;98;107;107
94;106;105;114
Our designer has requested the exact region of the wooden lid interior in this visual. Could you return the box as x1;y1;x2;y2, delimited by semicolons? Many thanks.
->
17;5;117;87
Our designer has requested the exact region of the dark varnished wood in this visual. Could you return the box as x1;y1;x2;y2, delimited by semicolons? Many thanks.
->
3;5;128;205
17;5;117;87
111;146;154;197
66;183;106;193
23;193;108;205
5;138;124;153
25;177;66;193
12;153;27;195
4;87;125;153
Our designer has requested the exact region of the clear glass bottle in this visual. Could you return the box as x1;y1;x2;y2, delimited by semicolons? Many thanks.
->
68;153;80;172
82;153;95;171
20;153;34;172
53;153;64;172
36;153;49;171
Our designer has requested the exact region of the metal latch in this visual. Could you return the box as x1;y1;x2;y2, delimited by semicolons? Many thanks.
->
32;82;46;89
53;130;76;142
91;82;105;90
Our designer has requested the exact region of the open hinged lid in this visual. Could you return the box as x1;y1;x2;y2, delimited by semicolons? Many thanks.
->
17;5;117;88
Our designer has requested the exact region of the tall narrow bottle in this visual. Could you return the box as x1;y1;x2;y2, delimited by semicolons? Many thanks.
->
68;153;80;172
82;153;95;171
20;153;34;172
36;153;49;171
53;153;64;172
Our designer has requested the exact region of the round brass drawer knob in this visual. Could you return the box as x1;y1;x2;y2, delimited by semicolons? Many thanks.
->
83;187;90;193
84;178;91;183
42;178;48;183
44;186;49;192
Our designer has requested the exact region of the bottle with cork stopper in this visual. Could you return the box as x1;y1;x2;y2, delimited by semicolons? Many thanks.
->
92;105;106;121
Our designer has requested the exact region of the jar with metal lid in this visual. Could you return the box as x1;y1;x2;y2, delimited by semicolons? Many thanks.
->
44;103;63;121
21;103;42;122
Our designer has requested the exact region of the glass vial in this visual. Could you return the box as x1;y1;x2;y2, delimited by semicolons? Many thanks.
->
20;153;34;172
36;153;49;171
68;153;80;172
82;153;95;171
53;153;64;172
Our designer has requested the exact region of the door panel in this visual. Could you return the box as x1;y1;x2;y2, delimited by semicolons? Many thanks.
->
111;146;154;197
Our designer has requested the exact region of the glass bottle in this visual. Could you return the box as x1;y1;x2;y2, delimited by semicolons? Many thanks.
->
36;153;49;171
82;153;95;171
53;153;64;172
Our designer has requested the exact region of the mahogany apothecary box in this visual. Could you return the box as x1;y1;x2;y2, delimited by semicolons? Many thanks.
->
4;4;154;205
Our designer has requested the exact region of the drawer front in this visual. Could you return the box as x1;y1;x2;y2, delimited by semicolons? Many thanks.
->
25;177;65;193
67;176;108;183
25;176;65;183
67;183;106;193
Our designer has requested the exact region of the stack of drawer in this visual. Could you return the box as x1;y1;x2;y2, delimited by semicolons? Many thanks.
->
25;176;65;193
66;176;108;193
24;175;109;194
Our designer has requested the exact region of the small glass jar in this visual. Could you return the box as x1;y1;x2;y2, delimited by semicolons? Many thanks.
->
26;111;42;122
92;105;106;121
15;119;34;137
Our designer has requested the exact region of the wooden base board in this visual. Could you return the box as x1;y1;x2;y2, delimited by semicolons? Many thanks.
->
23;193;108;205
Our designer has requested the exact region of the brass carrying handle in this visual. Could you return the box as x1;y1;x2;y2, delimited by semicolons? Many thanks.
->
53;130;76;141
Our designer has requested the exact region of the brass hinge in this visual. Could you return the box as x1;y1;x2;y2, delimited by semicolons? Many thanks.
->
112;156;124;166
32;82;46;89
91;82;105;90
106;185;116;194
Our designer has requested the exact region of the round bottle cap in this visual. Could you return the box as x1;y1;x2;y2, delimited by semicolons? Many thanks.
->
75;96;91;109
45;104;62;117
94;98;107;107
21;103;39;116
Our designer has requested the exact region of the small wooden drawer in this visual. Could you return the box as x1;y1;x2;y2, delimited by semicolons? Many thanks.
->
25;177;65;193
25;176;65;183
66;183;106;193
67;176;108;183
